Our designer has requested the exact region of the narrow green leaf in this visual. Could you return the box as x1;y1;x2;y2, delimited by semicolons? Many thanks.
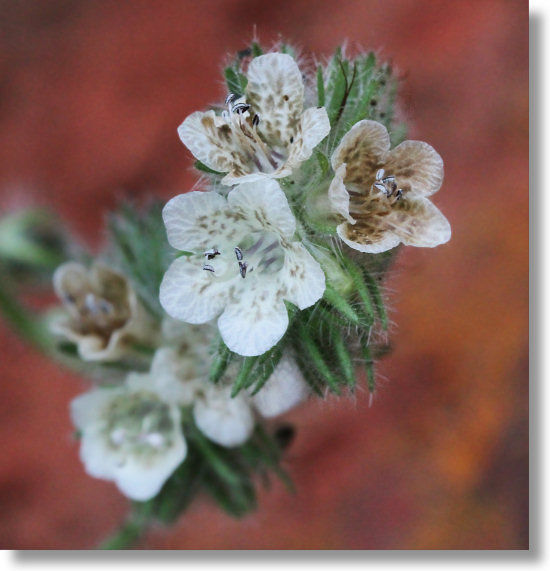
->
361;342;376;394
231;355;259;397
363;271;388;329
316;65;325;108
341;256;375;325
209;339;234;384
250;345;284;396
296;321;340;393
332;329;356;389
323;283;362;326
188;426;243;487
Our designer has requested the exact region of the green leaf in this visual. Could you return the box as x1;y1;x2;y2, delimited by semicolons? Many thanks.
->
209;338;235;384
341;256;375;325
316;65;325;108
296;321;340;393
363;270;388;329
331;329;356;389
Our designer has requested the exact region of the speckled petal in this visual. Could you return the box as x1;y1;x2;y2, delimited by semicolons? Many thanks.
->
337;220;401;254
177;110;250;175
385;140;444;197
217;277;289;356
331;120;390;189
287;106;331;166
246;53;304;148
162;191;244;253
328;164;355;224
280;243;326;310
227;179;296;239
388;197;451;247
159;255;229;324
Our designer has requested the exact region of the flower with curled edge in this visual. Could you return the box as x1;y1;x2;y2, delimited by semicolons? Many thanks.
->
328;120;451;253
159;179;326;357
71;366;188;501
52;262;155;361
178;52;330;185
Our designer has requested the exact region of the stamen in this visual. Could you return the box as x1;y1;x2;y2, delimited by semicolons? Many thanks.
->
252;114;260;127
232;102;250;114
203;264;215;273
225;93;239;105
375;168;385;181
234;247;243;261
204;248;220;260
238;261;248;278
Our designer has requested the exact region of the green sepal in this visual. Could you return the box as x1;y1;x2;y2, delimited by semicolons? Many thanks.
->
224;66;247;96
341;255;375;325
231;355;260;397
316;65;325;108
361;342;376;394
194;160;224;176
363;270;388;329
209;338;234;384
295;320;340;394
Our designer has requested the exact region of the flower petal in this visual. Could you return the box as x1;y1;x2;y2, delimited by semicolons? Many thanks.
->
328;164;356;224
246;53;304;148
385;140;444;197
113;425;187;501
227;179;296;239
336;204;401;254
217;277;289;356
71;390;117;430
177;110;250;175
331;120;390;189
287;106;331;166
280;243;326;310
160;256;228;324
251;354;309;417
388;197;451;247
163;191;237;253
193;387;254;447
53;262;90;305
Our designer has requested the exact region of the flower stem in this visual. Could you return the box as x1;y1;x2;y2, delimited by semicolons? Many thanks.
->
98;505;152;550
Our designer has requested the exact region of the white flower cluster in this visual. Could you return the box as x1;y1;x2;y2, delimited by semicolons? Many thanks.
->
53;263;309;501
50;48;452;507
160;52;450;357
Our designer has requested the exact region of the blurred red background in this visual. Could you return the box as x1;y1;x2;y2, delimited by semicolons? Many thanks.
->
0;0;528;549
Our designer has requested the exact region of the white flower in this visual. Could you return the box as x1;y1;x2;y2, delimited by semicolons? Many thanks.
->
152;347;310;449
159;180;326;357
178;52;330;185
52;262;155;361
248;353;310;418
328;120;451;253
193;353;310;447
71;368;187;501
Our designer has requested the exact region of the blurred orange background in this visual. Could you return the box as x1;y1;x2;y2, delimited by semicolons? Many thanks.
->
0;0;528;549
